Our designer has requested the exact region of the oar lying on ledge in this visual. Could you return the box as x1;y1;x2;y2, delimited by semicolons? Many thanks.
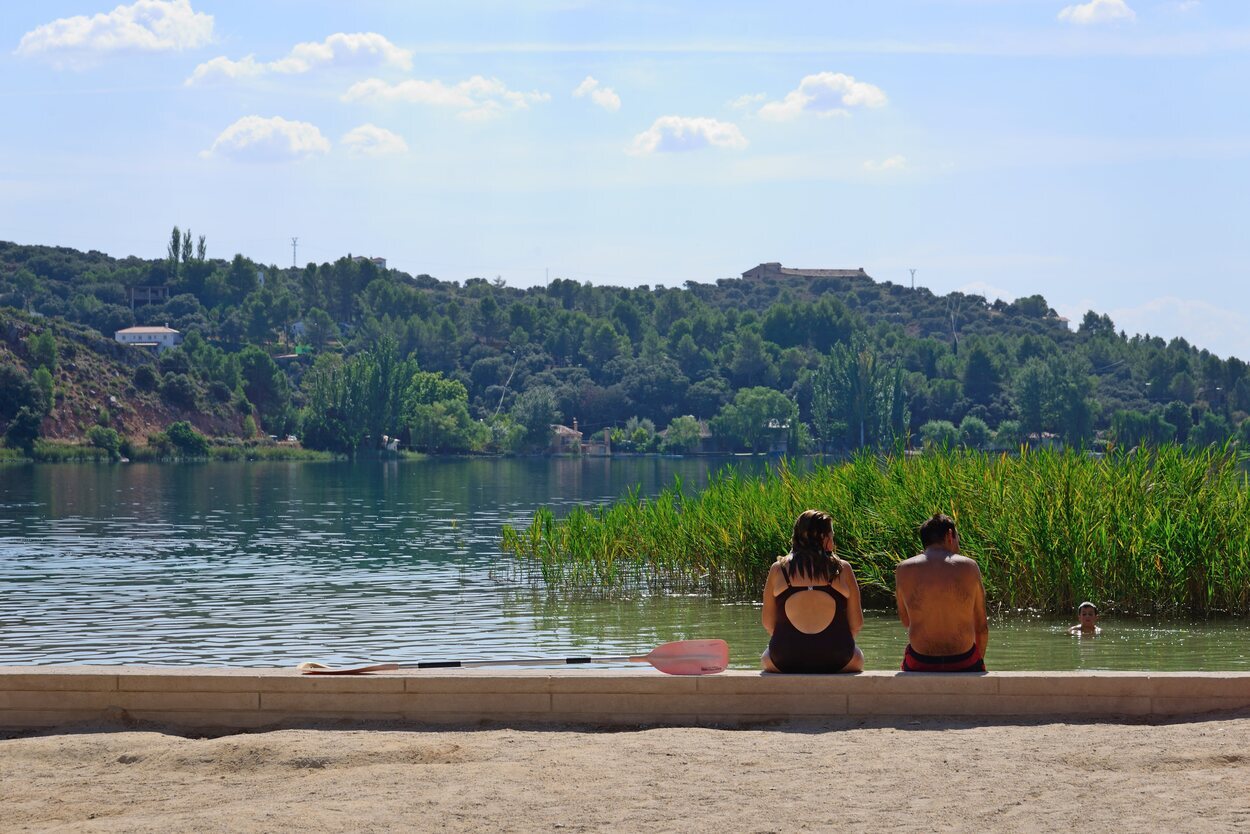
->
298;638;730;676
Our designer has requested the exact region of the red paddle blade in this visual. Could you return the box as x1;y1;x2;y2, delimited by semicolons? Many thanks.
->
643;639;730;675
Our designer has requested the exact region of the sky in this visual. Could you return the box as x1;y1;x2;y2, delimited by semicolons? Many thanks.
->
3;0;1249;358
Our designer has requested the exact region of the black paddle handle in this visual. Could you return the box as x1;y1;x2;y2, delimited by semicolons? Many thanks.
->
415;657;597;669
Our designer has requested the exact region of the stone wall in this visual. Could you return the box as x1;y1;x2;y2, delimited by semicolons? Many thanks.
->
2;667;1248;730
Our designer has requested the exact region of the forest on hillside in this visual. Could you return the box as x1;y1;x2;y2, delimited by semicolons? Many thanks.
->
1;230;1248;457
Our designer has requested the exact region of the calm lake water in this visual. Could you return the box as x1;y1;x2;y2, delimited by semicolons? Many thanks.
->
1;459;1246;671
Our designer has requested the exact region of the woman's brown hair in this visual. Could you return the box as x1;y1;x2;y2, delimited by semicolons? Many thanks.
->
782;509;840;584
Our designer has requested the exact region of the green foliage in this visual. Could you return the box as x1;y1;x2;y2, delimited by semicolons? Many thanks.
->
27;330;58;371
158;372;198;409
133;364;158;391
0;365;43;423
32;366;54;413
811;338;908;450
661;415;702;453
160;420;210;457
959;415;991;449
510;386;561;447
710;387;797;452
502;448;1250;616
4;406;43;452
920;419;959;449
86;425;122;459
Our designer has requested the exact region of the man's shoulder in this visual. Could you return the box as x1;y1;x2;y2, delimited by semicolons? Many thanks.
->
895;554;926;571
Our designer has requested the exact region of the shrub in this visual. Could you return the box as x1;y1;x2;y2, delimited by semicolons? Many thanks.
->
86;425;122;459
159;372;198;409
162;420;210;457
133;365;158;391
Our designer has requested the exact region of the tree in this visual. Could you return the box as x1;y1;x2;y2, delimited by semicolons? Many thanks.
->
403;370;482;452
961;341;1001;407
27;330;58;372
0;366;44;423
919;420;959;449
305;307;338;348
661;415;702;453
1162;400;1192;444
710;387;797;452
510;386;561;447
4;406;42;453
992;419;1024;450
163;420;210;457
13;269;39;312
1012;359;1053;435
32;367;54;413
1189;411;1231;447
810;338;906;450
959;415;991;449
86;425;122;459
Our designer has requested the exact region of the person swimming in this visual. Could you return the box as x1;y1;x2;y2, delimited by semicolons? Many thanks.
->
1068;601;1101;635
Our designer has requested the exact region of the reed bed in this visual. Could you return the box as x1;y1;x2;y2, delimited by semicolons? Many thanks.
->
500;447;1250;616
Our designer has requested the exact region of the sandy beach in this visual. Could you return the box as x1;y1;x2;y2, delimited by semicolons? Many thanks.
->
4;714;1249;833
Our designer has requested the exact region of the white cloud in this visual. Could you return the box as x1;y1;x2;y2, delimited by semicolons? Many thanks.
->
572;76;621;111
728;93;766;110
1058;0;1136;25
187;32;410;85
629;116;748;154
16;0;212;63
202;116;330;163
863;155;907;172
342;75;550;119
342;124;408;157
758;72;887;121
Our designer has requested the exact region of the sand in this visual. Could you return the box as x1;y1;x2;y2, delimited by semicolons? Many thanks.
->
3;715;1249;833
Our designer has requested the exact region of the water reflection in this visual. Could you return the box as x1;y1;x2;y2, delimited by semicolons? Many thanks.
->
1;459;1247;671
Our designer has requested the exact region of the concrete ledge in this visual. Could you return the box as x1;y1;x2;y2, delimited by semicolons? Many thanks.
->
1;666;1248;730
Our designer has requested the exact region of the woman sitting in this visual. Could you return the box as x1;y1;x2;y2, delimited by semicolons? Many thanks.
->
761;509;864;673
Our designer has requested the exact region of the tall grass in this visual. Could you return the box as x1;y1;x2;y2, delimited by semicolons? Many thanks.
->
500;447;1250;616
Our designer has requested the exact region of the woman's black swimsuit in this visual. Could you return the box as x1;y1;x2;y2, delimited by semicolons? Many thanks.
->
767;578;857;673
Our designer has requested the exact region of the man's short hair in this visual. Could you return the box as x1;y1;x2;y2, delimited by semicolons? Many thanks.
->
918;513;957;547
1077;601;1098;614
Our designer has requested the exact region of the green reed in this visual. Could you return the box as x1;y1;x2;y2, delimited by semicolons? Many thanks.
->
500;447;1250;616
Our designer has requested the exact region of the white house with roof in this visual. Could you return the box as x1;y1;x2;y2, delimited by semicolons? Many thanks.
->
114;325;183;352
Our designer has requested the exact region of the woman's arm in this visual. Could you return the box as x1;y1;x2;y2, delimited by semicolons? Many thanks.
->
841;559;864;636
761;563;779;635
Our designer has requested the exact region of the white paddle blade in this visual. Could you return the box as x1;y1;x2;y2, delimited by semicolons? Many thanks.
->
644;639;730;675
298;662;401;675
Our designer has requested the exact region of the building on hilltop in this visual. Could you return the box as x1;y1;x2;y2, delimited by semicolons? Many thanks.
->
114;325;182;352
742;263;869;281
352;256;388;269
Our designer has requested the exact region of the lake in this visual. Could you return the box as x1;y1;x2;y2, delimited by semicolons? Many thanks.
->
1;458;1246;671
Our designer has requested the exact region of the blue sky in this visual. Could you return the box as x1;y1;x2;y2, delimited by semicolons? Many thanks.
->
4;0;1249;357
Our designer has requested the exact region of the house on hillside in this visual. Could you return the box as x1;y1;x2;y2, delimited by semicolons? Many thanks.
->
742;263;869;281
549;419;583;454
352;255;388;270
114;325;182;352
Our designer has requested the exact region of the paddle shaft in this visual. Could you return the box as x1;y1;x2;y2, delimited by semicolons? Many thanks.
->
397;655;645;669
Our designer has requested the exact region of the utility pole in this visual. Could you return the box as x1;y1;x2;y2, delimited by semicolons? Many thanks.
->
291;237;299;269
909;268;917;290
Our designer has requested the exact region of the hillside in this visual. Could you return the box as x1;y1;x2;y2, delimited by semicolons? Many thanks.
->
1;234;1247;455
0;310;246;443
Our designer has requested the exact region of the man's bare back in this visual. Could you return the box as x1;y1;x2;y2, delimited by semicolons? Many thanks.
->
895;515;989;667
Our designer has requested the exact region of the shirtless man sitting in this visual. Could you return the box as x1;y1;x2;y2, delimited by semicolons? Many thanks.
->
895;513;989;672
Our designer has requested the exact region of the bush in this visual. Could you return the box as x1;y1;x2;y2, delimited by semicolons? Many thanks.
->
162;420;210;457
159;372;198;409
133;365;158;391
959;415;991;449
86;425;122;459
919;419;959;449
